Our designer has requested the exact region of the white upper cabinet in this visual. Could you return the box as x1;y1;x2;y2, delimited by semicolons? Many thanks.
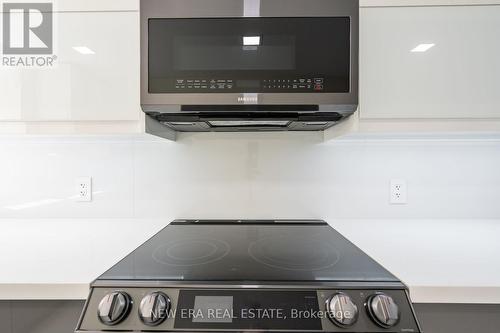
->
0;10;140;121
360;5;500;119
55;0;138;12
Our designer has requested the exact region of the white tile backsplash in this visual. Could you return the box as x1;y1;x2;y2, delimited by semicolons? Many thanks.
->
1;132;500;219
0;137;135;218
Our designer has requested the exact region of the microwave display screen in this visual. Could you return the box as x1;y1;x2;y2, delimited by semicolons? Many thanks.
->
173;35;296;71
148;17;351;94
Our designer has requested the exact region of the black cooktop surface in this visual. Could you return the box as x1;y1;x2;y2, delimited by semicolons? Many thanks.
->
97;220;398;282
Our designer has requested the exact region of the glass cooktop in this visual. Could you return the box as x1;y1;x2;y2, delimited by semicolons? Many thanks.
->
97;220;398;282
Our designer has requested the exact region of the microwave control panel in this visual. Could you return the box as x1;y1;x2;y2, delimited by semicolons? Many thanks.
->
173;78;325;92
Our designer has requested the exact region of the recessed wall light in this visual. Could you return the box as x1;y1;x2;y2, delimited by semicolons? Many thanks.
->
73;46;95;55
411;43;435;53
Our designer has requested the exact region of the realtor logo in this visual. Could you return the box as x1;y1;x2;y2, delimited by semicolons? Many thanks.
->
2;2;53;54
2;2;56;67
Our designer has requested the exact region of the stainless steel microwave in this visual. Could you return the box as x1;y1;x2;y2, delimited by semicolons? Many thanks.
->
140;0;359;135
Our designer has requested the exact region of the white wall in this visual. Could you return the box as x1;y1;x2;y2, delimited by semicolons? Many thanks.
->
1;132;500;220
1;132;500;302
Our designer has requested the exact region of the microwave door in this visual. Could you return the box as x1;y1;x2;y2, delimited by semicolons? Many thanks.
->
147;17;350;95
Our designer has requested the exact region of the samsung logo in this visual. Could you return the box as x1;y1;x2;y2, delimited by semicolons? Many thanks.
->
237;95;258;103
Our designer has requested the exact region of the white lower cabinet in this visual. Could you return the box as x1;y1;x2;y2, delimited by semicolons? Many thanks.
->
360;5;500;120
0;11;140;123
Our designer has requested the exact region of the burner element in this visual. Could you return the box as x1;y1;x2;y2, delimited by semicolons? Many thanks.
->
153;239;230;266
248;235;340;271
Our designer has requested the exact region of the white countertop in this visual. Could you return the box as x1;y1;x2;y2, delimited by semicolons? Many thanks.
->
1;218;499;303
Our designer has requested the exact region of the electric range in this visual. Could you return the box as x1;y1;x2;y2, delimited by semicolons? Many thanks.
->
76;220;422;332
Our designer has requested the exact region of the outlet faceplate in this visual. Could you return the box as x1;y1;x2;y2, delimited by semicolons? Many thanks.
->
390;179;407;204
76;177;92;202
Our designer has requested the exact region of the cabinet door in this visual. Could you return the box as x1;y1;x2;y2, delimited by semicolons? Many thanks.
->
0;11;140;121
360;5;500;119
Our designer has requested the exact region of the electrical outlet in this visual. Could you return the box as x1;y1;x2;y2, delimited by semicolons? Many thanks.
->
75;177;92;202
390;179;407;204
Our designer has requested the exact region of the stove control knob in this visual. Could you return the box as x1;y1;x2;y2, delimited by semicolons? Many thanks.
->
97;291;132;326
367;293;400;328
326;292;358;327
139;292;171;326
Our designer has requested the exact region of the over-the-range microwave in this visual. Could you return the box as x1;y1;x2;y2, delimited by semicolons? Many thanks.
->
140;0;358;136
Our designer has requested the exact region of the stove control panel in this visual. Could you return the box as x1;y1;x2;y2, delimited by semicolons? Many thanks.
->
78;287;420;333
